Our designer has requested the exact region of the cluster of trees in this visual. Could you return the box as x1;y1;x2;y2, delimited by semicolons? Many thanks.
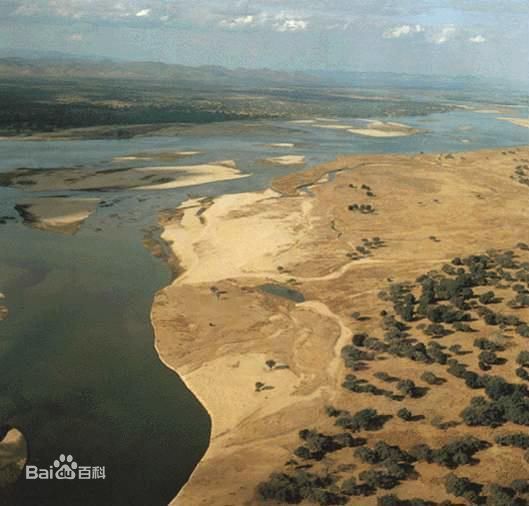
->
461;378;529;428
294;429;366;461
257;470;346;505
495;432;529;449
329;408;392;433
378;496;453;506
342;374;401;400
444;474;483;503
445;474;529;506
341;344;375;369
410;436;490;469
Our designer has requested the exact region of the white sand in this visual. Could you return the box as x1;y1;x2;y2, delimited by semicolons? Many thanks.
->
497;117;529;129
265;155;305;166
135;161;248;190
113;151;201;162
161;189;311;284
313;124;353;130
347;128;411;138
267;143;295;148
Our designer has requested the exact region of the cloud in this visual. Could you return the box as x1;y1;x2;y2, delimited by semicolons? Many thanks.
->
383;24;424;39
219;15;260;29
272;14;308;32
431;25;456;44
68;33;83;41
469;34;486;43
135;8;151;17
219;12;308;33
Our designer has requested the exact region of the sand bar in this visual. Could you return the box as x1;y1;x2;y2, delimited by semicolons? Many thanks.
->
15;197;100;234
264;155;305;166
0;428;27;487
497;117;529;129
0;161;247;192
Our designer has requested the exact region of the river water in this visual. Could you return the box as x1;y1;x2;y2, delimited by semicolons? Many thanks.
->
0;109;527;505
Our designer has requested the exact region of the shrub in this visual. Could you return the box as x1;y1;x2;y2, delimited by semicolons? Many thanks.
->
516;367;529;381
518;324;529;338
421;371;445;385
495;432;529;449
397;408;414;421
444;473;483;502
517;351;529;367
479;291;497;304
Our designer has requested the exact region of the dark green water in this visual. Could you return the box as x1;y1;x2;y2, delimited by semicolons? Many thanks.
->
0;221;210;505
258;284;305;303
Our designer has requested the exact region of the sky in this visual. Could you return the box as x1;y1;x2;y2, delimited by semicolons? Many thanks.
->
0;0;528;82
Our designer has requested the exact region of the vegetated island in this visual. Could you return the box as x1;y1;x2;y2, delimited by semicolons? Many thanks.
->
152;145;529;505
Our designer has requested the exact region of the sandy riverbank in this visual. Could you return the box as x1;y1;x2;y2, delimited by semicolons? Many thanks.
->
152;145;529;505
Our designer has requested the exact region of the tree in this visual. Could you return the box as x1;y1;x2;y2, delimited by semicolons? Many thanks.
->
266;359;277;369
517;351;529;367
479;291;497;304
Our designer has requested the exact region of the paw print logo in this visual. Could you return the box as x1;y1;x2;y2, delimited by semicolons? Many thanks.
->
53;454;77;480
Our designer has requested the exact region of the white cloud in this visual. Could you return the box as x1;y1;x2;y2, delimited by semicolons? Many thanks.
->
219;15;259;29
469;34;486;43
383;24;424;39
272;14;308;33
135;8;151;17
219;12;308;33
68;33;83;41
431;25;456;44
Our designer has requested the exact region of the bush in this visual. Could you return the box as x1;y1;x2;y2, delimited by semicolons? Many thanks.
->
397;408;414;421
517;351;529;367
479;350;503;366
444;473;483;502
518;324;529;338
495;432;529;449
479;291;497;304
453;322;474;332
516;367;529;381
421;371;445;385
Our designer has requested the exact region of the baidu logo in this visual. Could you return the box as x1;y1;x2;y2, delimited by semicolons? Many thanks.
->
25;454;106;480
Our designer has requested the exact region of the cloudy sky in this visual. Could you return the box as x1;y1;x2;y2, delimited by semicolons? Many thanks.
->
0;0;528;81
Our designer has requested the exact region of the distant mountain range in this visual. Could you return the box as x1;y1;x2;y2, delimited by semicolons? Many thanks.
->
0;51;319;89
0;49;526;94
